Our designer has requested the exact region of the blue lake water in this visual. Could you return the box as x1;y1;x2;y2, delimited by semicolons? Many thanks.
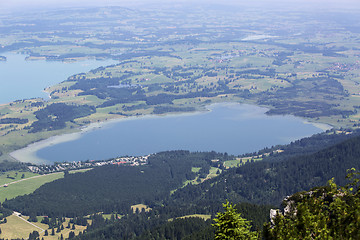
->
0;52;116;103
0;53;328;163
36;103;327;163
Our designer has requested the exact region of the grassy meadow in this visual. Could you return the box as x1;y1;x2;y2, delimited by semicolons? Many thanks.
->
0;214;87;240
0;172;64;202
0;169;90;202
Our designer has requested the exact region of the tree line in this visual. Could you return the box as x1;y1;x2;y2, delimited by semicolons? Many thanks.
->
3;151;229;217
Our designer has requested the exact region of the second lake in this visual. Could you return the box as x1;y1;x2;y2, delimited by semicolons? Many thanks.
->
0;52;117;103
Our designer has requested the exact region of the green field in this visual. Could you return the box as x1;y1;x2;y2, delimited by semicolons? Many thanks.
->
0;214;87;240
0;169;91;202
0;215;46;240
131;204;152;213
0;171;39;185
0;172;64;202
0;169;92;238
223;157;263;168
206;167;222;179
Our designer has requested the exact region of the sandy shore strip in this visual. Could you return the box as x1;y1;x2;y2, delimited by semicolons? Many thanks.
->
8;108;207;164
8;113;161;164
9;120;116;164
303;121;333;132
10;132;82;164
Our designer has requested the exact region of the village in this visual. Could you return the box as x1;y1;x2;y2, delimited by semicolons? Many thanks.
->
27;155;150;174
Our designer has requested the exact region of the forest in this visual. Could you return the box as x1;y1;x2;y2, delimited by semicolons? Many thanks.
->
170;135;360;206
0;160;29;172
29;103;96;133
3;151;230;217
0;118;28;124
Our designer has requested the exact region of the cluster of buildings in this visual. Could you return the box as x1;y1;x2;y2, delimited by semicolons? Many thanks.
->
328;62;360;72
28;155;150;174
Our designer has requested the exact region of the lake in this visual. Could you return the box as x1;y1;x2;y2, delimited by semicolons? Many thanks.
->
0;52;117;103
29;103;328;164
1;53;329;164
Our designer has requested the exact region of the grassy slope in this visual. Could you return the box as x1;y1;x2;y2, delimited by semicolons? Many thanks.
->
0;215;46;239
0;171;39;185
0;215;87;240
0;172;64;202
0;169;90;202
0;169;92;238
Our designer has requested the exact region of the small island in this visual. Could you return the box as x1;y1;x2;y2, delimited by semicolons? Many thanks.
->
0;55;7;61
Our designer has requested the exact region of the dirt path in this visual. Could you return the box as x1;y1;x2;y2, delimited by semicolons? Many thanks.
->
13;211;45;232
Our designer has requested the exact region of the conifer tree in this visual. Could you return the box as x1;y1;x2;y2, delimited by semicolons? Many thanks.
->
213;201;258;240
68;231;75;239
264;168;360;239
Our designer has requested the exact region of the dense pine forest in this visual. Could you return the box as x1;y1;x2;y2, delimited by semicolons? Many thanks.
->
3;151;231;217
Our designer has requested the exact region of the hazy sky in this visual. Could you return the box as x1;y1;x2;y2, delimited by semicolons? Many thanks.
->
1;0;360;12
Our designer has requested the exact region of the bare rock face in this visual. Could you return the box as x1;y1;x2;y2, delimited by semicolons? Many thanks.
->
269;209;278;226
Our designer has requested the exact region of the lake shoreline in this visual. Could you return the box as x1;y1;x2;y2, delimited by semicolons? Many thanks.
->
0;52;117;104
9;108;206;164
9;102;331;165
